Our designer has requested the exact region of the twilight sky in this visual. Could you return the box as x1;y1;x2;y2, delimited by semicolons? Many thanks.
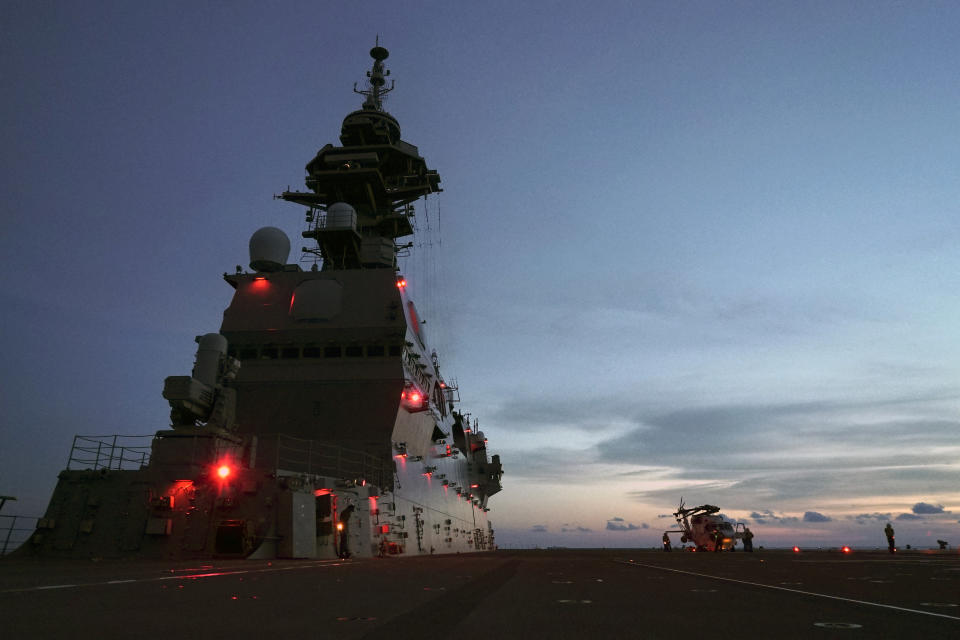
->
2;1;959;549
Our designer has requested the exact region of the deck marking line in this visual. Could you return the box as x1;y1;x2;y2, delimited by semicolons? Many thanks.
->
33;584;76;590
619;560;960;622
1;558;348;593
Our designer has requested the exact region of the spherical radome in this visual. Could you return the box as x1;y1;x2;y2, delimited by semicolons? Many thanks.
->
249;226;290;272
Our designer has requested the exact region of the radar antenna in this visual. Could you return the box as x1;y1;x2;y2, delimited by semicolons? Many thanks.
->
354;36;394;111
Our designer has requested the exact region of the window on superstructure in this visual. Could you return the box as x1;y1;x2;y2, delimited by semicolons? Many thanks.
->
239;347;258;360
324;346;342;358
345;345;363;357
367;345;385;357
280;347;300;359
303;346;321;358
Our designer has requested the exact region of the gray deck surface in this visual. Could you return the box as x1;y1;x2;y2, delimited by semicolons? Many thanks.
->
2;549;958;638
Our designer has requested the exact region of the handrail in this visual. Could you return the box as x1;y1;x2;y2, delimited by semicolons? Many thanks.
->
0;515;39;556
66;434;153;471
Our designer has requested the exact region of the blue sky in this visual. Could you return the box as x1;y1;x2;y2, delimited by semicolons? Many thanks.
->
2;1;959;549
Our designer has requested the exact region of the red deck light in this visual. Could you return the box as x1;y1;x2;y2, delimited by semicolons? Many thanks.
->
400;385;428;412
841;546;852;554
396;278;407;289
793;546;800;553
217;464;231;479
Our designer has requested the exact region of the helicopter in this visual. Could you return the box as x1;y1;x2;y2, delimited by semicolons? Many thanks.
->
663;498;744;551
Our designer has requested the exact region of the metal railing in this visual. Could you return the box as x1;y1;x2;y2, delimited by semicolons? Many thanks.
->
0;515;38;556
66;435;153;471
258;434;394;490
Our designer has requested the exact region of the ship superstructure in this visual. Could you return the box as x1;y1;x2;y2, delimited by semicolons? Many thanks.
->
28;46;501;559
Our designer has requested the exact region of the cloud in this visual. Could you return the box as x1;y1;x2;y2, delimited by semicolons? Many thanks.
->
749;510;800;525
530;524;548;533
560;522;593;533
849;513;892;524
606;517;643;531
601;394;960;510
911;502;945;515
803;511;832;523
895;513;924;521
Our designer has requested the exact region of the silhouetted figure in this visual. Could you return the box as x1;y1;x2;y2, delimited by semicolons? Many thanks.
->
742;527;754;552
713;529;722;552
884;522;895;554
662;532;672;552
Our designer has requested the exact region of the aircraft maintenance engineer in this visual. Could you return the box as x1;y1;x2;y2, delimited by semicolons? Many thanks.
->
662;532;672;552
884;522;895;554
742;527;754;552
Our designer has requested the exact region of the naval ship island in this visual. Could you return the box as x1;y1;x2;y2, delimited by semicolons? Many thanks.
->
27;45;502;560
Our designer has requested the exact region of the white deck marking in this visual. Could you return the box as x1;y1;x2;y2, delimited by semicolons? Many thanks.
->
620;560;960;622
0;559;348;594
33;585;76;590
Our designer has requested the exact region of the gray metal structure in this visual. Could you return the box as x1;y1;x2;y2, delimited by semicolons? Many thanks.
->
25;45;502;560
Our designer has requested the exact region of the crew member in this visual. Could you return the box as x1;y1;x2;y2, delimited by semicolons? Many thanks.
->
884;522;895;554
741;527;754;552
713;528;723;552
662;532;672;552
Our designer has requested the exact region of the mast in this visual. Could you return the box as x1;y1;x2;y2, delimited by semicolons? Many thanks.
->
279;43;442;270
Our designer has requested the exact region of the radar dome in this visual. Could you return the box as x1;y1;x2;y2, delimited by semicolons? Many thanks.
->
249;227;290;272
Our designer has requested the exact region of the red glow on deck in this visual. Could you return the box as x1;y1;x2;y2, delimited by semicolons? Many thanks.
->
793;546;800;553
314;488;332;496
841;546;852;554
217;465;231;479
250;276;270;292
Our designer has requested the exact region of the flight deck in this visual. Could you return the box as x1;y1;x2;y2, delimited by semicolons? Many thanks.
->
2;549;958;638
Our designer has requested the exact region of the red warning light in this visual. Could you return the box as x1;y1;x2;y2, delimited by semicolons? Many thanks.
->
396;278;407;289
400;385;428;412
793;546;800;553
217;465;231;479
841;546;852;554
